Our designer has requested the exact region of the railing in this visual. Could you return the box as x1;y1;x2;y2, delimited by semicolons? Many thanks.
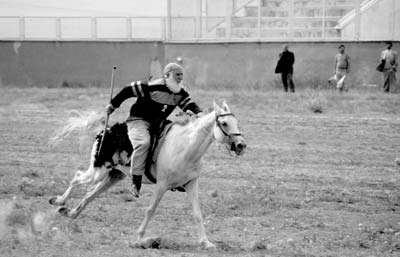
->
0;14;351;41
0;16;166;41
0;0;393;41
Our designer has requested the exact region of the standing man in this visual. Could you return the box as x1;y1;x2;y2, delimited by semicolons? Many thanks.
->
105;63;202;198
380;42;398;93
333;44;351;91
275;44;295;92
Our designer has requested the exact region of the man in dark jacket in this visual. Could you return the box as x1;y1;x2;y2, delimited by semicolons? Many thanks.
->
105;63;202;198
275;44;295;92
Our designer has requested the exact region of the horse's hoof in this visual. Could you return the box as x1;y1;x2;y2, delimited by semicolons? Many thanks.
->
130;237;162;249
200;241;216;250
58;207;69;217
49;197;64;206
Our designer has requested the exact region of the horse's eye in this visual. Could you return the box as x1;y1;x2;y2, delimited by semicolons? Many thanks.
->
222;122;227;127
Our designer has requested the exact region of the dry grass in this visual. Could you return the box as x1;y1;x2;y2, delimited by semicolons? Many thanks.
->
0;86;400;257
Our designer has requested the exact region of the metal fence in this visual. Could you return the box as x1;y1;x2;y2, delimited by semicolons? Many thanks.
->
0;16;166;40
0;0;397;41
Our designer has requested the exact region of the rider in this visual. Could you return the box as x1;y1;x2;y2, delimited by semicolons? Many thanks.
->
105;62;202;198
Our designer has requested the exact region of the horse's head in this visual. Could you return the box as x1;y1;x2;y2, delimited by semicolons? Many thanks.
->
213;101;246;156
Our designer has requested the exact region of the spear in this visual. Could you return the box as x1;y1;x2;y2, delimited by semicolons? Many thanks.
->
98;65;116;155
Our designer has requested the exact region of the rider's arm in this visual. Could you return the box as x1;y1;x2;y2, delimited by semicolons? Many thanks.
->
110;81;148;109
178;90;202;114
346;55;351;73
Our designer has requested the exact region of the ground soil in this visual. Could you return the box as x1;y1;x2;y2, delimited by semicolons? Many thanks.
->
0;87;400;257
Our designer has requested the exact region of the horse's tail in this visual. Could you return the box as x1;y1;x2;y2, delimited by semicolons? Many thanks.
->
49;110;105;147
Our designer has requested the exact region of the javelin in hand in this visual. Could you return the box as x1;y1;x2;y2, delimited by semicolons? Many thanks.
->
98;65;117;155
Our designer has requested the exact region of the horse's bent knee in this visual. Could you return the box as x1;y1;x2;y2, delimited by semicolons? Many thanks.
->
145;207;156;218
138;229;145;239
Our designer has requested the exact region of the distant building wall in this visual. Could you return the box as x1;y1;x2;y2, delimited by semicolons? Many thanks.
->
0;41;398;89
341;0;400;41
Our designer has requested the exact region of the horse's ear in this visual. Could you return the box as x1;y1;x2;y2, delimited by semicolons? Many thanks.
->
222;100;231;113
213;101;222;114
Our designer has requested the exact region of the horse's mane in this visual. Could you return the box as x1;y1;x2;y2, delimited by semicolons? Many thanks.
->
173;108;214;127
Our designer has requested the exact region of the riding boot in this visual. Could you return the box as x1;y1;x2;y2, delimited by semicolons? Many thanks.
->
131;175;142;198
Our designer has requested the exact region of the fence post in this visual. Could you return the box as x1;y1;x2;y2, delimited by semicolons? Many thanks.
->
19;17;25;40
167;0;172;40
354;0;361;40
56;17;61;40
225;0;233;39
127;17;132;40
195;0;202;39
91;17;97;39
161;17;166;40
257;0;262;39
322;0;326;39
391;0;395;40
288;0;294;40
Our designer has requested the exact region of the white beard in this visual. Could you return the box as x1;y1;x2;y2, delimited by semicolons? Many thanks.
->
166;75;183;93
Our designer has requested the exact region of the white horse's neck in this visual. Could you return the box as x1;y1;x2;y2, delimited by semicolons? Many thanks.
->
182;111;216;162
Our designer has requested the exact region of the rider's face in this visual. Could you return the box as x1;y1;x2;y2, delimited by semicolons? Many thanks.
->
172;70;183;83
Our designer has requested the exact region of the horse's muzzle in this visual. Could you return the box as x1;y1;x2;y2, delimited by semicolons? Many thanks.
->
231;140;246;156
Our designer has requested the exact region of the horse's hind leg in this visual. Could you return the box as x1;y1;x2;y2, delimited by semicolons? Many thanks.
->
49;167;96;206
59;169;125;219
185;178;216;250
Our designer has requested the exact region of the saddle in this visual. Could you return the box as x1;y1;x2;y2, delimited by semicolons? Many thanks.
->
144;120;174;183
94;120;173;184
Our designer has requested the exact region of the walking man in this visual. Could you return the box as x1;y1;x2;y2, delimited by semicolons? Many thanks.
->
275;44;295;92
332;44;350;91
380;42;398;93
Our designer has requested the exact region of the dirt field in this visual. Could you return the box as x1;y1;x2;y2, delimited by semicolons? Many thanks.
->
0;86;400;257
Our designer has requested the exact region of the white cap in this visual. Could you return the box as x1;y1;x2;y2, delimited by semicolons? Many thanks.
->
163;62;183;74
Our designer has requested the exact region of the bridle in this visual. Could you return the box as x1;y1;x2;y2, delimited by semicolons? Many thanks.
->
215;113;242;139
212;112;245;155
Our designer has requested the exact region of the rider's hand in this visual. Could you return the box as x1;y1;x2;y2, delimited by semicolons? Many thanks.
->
106;104;115;115
185;110;195;116
196;112;204;118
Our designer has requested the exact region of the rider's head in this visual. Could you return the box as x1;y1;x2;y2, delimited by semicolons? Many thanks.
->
164;63;184;93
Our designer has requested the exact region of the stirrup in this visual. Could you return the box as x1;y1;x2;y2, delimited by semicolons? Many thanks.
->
130;184;140;198
130;175;142;198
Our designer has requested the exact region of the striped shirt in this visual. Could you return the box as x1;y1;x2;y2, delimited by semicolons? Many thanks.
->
110;78;201;124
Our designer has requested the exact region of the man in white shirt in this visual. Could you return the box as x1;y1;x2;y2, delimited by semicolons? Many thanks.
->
381;42;398;93
332;44;351;91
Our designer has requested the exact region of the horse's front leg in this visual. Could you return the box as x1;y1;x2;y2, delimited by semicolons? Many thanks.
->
137;183;168;240
185;178;216;250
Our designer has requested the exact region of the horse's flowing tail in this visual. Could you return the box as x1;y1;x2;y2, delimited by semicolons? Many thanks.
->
49;110;105;148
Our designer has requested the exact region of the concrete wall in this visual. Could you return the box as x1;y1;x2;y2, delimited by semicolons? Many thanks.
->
0;41;164;88
0;40;398;89
165;41;399;89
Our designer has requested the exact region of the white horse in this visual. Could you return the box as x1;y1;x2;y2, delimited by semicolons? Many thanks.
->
49;101;246;249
